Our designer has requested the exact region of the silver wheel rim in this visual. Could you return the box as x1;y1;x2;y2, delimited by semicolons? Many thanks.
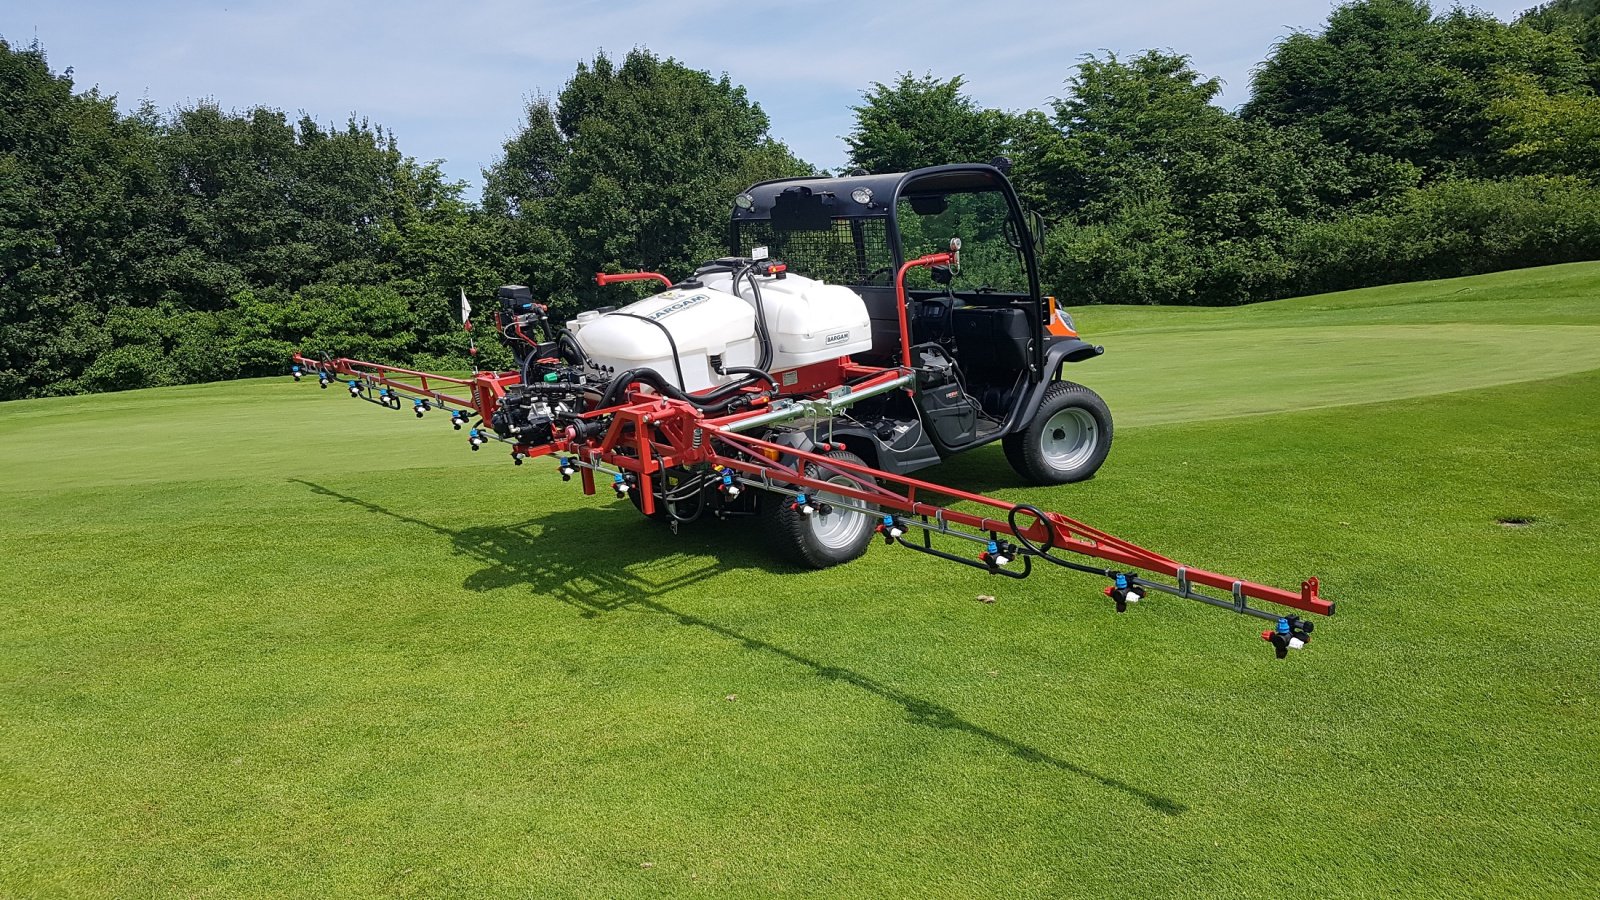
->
809;476;873;550
1041;408;1098;471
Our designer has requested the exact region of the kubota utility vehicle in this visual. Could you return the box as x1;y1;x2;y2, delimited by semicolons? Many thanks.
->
291;163;1333;658
727;163;1112;491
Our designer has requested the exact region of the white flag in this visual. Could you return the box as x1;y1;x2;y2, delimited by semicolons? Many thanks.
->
459;288;472;328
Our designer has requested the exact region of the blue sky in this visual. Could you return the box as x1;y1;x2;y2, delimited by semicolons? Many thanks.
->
7;1;1538;194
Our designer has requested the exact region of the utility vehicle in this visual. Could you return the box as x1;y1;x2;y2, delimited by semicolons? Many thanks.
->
723;162;1111;495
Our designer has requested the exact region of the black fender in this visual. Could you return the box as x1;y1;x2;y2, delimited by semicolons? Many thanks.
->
1018;337;1104;423
1049;336;1104;365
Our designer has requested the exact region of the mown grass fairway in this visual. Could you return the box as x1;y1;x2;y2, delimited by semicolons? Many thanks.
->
3;263;1598;897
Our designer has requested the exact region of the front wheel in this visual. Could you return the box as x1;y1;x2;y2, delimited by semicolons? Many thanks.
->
1003;381;1113;485
762;449;878;568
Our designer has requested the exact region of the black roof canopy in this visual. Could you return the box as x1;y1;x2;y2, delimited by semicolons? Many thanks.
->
732;163;1016;225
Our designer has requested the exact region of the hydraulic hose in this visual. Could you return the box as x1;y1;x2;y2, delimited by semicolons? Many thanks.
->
735;265;775;371
680;367;777;404
596;367;766;409
598;367;766;415
719;366;778;391
605;312;688;390
557;330;588;366
701;259;775;371
653;454;707;525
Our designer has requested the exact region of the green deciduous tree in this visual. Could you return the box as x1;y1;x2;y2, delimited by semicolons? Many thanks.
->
0;39;166;398
0;36;508;397
845;73;1016;173
484;50;813;313
1522;0;1600;87
1488;72;1600;179
1020;50;1416;304
1245;0;1590;178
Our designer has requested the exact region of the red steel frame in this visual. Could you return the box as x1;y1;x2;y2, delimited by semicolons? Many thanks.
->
292;257;1334;622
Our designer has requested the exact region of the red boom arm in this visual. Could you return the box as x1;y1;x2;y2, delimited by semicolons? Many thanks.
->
290;257;1333;658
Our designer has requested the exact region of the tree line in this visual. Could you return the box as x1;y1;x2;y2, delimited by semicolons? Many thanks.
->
3;0;1599;399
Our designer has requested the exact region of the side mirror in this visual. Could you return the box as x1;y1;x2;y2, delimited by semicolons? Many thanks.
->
1003;216;1023;251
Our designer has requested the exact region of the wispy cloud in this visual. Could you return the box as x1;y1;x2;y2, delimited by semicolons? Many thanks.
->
5;0;1537;191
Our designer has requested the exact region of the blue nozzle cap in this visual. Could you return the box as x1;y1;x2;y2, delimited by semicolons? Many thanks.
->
987;541;998;553
469;428;480;438
1114;573;1129;589
1277;617;1291;635
795;494;807;504
882;515;894;526
292;365;301;373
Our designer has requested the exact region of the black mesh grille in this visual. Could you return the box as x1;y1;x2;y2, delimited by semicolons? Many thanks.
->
733;217;894;286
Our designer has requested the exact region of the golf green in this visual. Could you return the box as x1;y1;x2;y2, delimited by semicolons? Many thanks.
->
3;262;1597;896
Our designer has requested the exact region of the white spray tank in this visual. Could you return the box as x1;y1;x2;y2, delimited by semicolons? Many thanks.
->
693;268;872;373
567;288;758;393
568;266;873;394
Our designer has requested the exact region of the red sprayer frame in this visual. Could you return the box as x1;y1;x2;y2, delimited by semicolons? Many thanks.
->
292;257;1333;656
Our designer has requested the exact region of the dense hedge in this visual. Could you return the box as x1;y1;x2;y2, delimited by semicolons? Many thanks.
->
1286;175;1600;294
1043;176;1600;306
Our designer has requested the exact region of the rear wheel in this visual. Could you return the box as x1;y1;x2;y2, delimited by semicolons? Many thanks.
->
762;449;877;568
1003;381;1113;485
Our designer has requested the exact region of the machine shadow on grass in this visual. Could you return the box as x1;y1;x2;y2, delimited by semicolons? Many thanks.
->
292;478;1185;815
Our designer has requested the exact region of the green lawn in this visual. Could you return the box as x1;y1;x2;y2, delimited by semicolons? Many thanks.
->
3;262;1598;897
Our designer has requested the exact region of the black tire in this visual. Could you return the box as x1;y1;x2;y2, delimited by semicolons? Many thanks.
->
762;449;878;569
1003;381;1113;485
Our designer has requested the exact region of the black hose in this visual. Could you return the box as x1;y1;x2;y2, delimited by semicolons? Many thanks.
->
1007;503;1058;556
557;330;588;366
653;454;706;525
598;367;762;415
719;366;778;391
605;312;688;390
750;272;773;371
691;258;775;370
733;265;775;371
677;367;776;406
